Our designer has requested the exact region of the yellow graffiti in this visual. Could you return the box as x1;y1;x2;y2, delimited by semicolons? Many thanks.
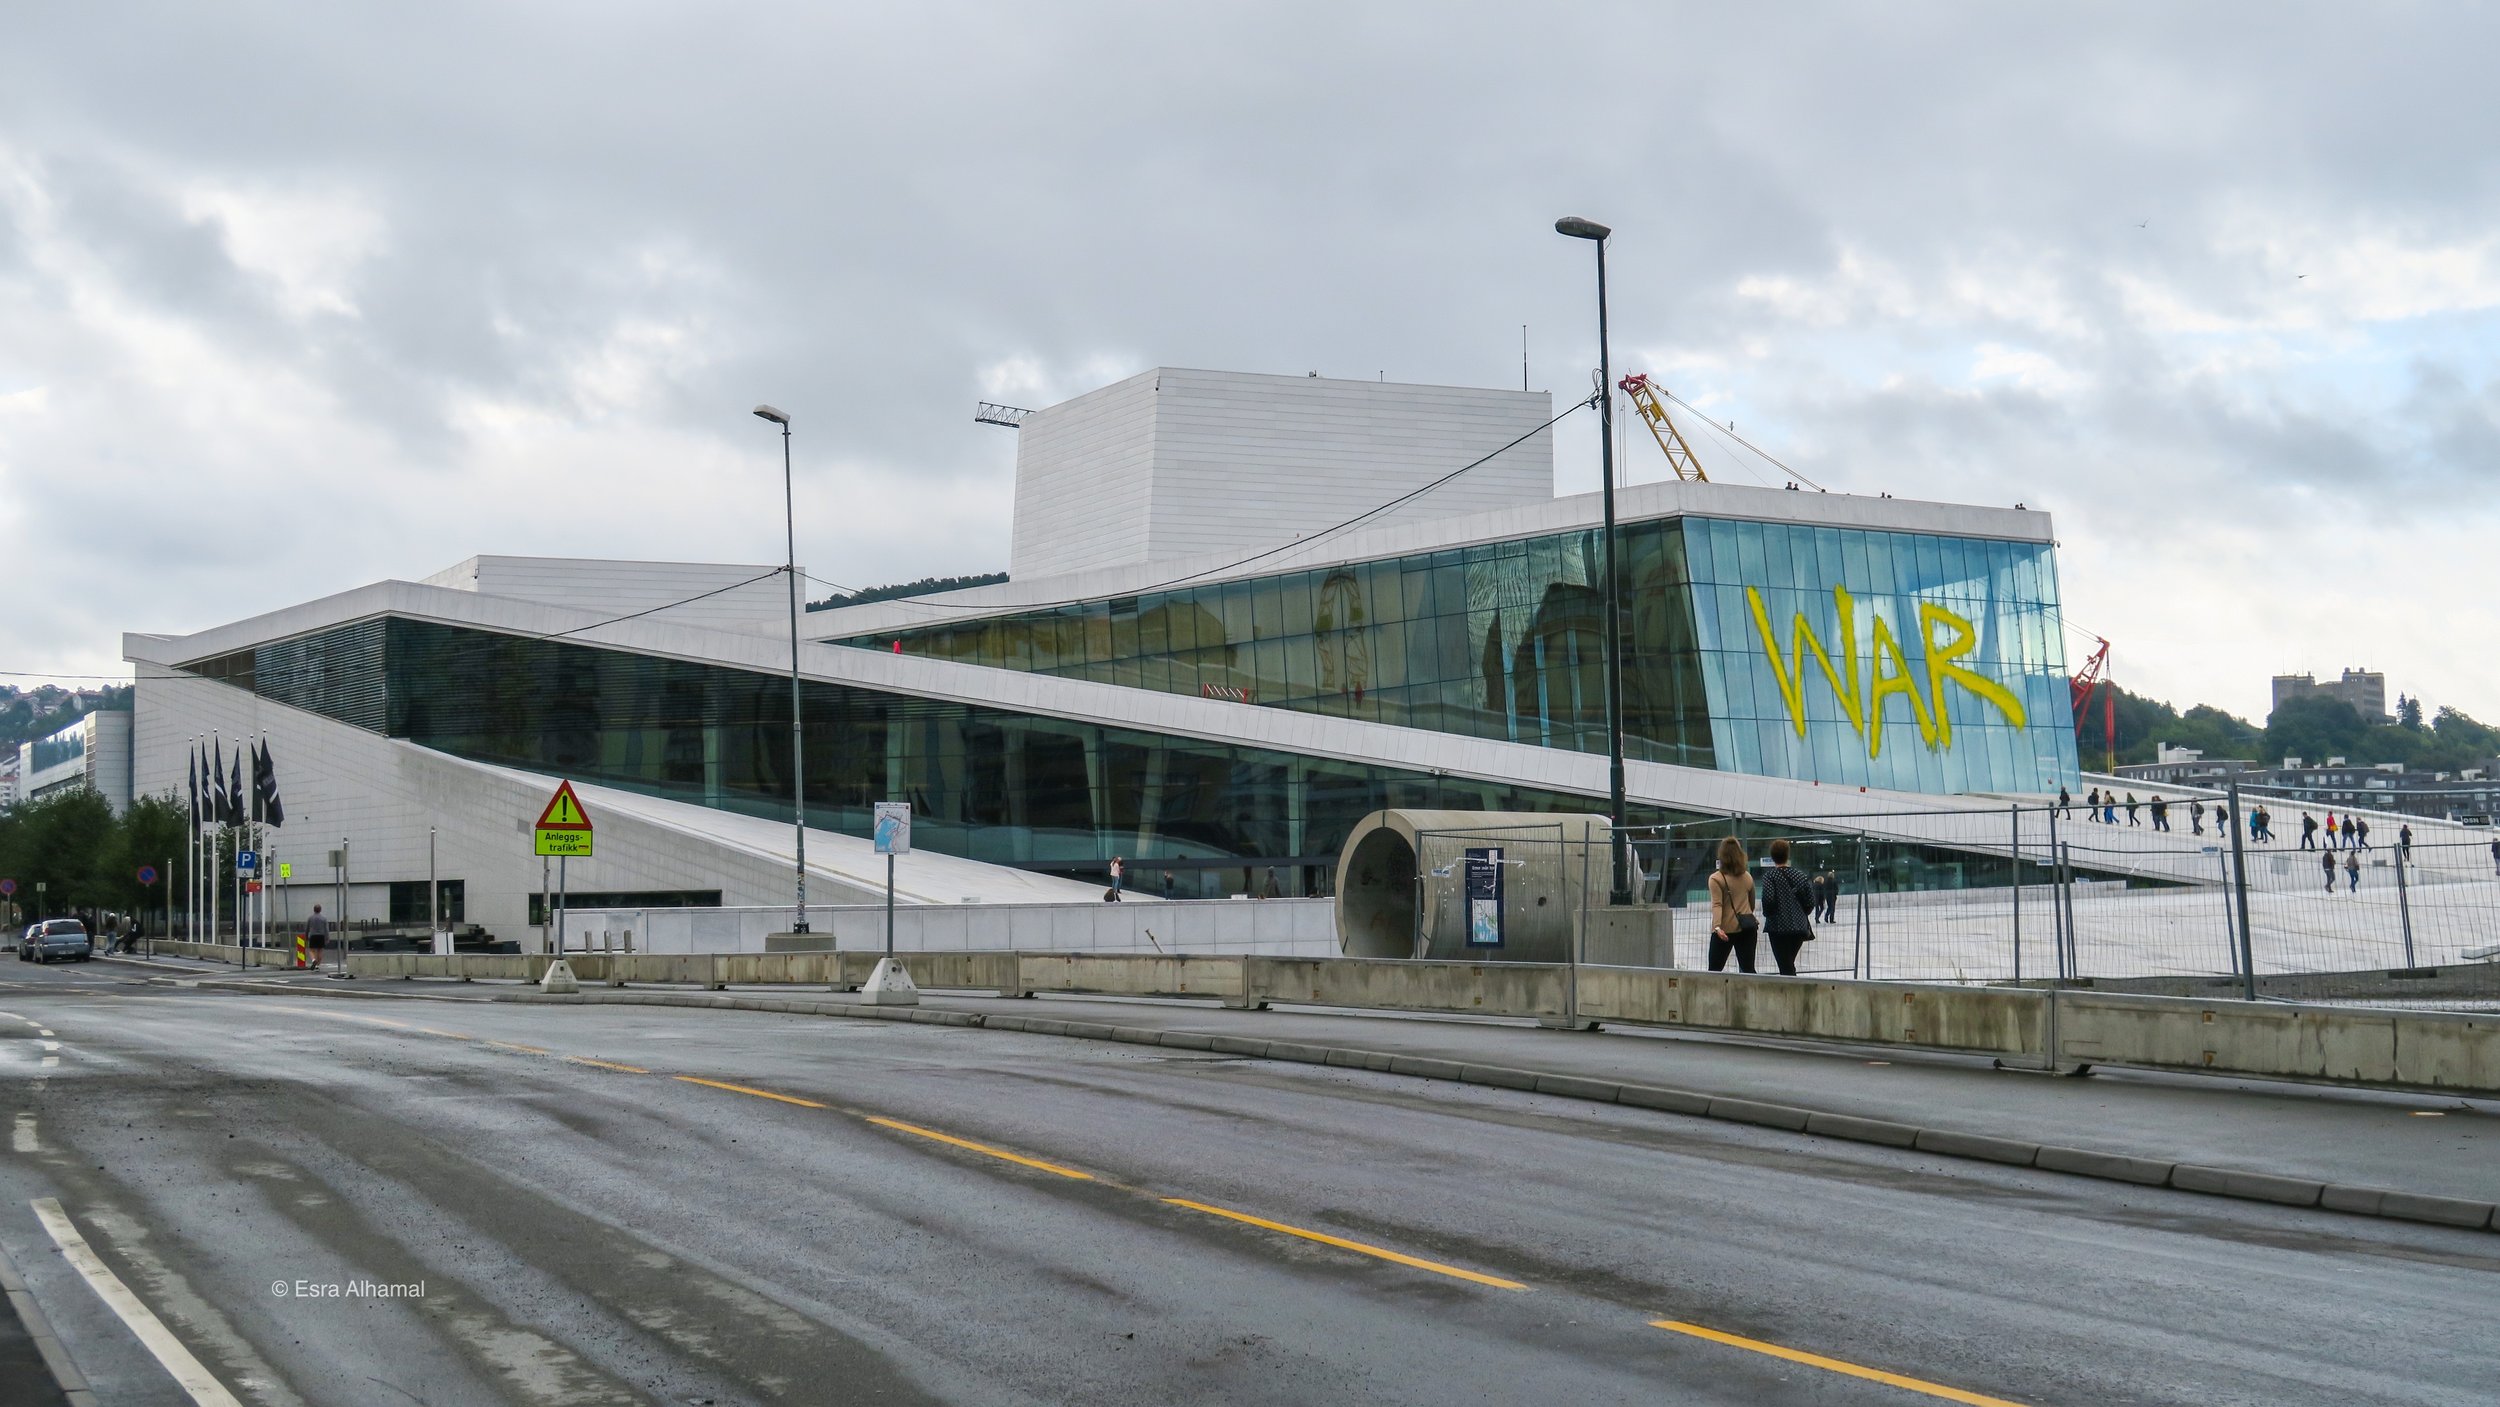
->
1745;586;1864;737
1745;586;2024;758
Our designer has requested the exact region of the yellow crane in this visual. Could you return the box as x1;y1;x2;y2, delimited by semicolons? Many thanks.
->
1616;373;1708;482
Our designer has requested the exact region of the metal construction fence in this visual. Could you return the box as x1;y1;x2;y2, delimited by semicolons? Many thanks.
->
1416;795;2500;1001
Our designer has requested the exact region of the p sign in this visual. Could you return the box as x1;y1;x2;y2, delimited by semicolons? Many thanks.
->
136;865;160;886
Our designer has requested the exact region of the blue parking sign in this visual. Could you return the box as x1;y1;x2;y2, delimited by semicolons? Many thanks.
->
237;850;258;873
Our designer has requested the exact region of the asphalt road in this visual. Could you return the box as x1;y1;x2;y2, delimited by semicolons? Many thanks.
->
0;961;2492;1406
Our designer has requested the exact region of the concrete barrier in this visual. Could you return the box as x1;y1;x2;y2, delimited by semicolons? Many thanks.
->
153;941;303;970
2054;990;2500;1095
324;943;2494;1098
1243;956;1566;1018
1577;968;2047;1060
1016;953;1248;1001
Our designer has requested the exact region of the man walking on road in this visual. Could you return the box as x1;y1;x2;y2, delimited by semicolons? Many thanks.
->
2057;786;2071;818
2345;851;2362;892
2323;849;2338;892
2151;796;2169;832
2125;793;2141;826
2354;818;2370;850
2301;812;2317;849
306;905;330;969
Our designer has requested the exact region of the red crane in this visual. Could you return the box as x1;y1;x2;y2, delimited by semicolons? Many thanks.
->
2070;638;2115;774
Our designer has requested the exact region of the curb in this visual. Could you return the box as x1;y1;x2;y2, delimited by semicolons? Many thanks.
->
0;1234;97;1406
207;981;2500;1236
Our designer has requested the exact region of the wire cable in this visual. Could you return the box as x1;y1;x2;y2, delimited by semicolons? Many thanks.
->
803;396;1596;621
532;566;792;641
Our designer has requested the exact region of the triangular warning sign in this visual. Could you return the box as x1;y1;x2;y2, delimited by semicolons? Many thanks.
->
535;780;593;831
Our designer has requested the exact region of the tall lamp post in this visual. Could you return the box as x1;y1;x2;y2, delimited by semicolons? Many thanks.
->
753;404;810;933
1554;215;1633;905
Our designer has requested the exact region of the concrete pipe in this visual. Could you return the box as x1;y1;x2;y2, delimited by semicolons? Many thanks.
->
1334;809;1612;963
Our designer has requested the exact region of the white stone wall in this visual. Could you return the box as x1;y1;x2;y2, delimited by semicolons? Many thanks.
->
419;556;795;633
1145;369;1552;565
1007;368;1553;580
1007;373;1159;579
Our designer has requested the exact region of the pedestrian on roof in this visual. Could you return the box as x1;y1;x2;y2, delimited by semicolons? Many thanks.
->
1707;837;1758;974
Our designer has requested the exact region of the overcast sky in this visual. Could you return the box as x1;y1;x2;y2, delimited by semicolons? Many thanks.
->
4;4;2495;724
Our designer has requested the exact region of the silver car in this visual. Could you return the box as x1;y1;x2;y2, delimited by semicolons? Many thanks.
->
19;919;91;963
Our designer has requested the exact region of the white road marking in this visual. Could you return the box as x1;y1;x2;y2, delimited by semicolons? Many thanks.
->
41;1056;58;1068
32;1198;246;1407
38;1040;59;1051
38;1029;54;1037
11;1112;35;1153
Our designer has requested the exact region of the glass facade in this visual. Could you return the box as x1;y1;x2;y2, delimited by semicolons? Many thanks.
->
190;619;1698;898
838;513;2076;796
835;521;1717;768
1684;518;2075;794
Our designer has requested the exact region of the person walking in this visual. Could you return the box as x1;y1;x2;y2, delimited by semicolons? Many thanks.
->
2398;824;2413;859
2256;806;2274;843
2345;850;2362;892
2300;813;2317;849
2057;785;2072;819
1817;868;1842;924
1757;839;1818;977
1707;836;1758;973
2324;814;2340;850
2322;849;2338;893
2354;818;2370;850
2490;837;2499;877
2124;793;2141;827
2085;787;2101;822
305;904;330;968
2189;800;2204;837
2151;796;2170;832
1109;855;1127;897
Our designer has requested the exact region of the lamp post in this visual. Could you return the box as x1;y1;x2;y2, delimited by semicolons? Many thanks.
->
753;404;810;933
1554;215;1633;905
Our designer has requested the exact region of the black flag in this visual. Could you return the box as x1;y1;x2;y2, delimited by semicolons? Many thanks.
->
229;751;245;828
188;746;200;827
257;739;285;828
211;740;228;826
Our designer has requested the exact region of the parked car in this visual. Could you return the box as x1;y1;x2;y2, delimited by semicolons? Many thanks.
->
19;919;91;963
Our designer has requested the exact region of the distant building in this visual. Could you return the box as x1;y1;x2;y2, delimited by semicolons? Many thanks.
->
15;709;133;814
2270;668;2390;724
0;751;19;808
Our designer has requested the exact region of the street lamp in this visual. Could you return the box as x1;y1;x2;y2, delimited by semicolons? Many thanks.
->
1554;215;1633;905
753;403;810;933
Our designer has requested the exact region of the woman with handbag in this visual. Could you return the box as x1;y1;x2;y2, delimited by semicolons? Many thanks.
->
1707;836;1758;972
1759;838;1818;976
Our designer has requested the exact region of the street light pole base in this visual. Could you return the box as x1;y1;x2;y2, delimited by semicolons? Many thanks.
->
540;957;581;994
860;956;919;1006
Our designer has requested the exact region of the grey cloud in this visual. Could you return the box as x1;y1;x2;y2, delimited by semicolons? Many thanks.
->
4;3;2499;715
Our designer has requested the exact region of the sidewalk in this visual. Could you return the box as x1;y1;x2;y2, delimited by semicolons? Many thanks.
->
128;955;2499;1224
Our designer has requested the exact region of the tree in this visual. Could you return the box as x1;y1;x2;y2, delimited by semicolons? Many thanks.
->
0;788;117;916
2397;694;2425;730
2265;694;2370;766
98;793;190;925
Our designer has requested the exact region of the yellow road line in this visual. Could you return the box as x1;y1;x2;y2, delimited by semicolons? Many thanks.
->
1164;1198;1528;1290
485;1040;551;1055
565;1056;649;1073
674;1076;827;1108
867;1116;1094;1180
413;1027;474;1041
1650;1321;2030;1406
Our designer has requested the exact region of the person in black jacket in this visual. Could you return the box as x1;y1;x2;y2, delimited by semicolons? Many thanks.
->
1758;838;1818;976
